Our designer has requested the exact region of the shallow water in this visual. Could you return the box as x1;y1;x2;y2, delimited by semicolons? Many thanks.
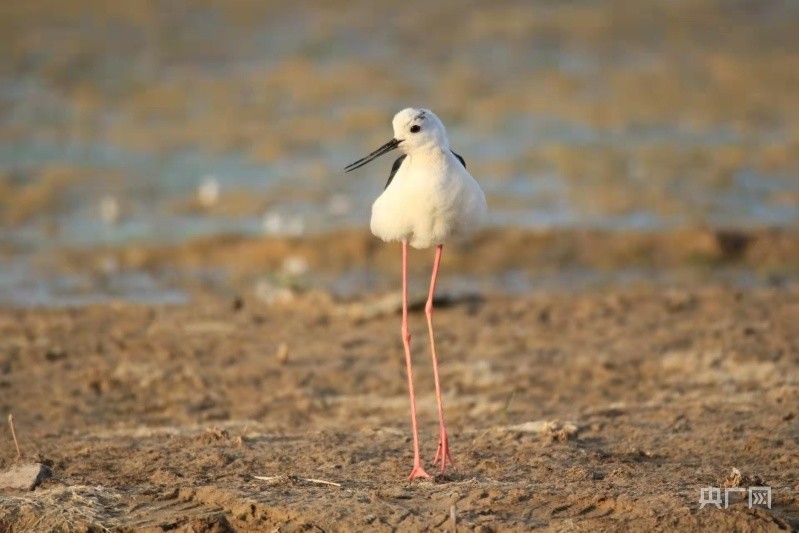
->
1;133;796;252
0;254;188;307
1;0;798;305
1;250;791;308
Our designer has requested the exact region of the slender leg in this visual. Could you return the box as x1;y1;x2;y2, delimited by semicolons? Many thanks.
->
428;244;454;472
401;241;430;480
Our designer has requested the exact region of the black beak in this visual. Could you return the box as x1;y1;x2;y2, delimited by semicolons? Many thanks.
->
344;138;402;173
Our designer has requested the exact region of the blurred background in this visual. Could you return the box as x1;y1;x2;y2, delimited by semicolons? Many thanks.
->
1;0;798;306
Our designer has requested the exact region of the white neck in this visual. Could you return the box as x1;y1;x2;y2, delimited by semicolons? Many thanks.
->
407;144;447;162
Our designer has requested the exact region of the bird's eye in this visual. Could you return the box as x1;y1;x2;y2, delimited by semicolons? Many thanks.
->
410;125;421;133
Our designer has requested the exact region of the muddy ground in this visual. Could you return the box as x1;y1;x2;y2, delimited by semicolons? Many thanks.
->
1;0;799;530
1;283;797;531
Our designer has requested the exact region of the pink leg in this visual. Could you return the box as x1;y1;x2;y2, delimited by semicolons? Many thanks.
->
428;244;454;473
401;241;430;480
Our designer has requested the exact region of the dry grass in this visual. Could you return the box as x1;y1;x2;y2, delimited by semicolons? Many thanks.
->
0;485;125;533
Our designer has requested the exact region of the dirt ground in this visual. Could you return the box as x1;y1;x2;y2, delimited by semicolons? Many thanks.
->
1;283;797;531
1;0;798;530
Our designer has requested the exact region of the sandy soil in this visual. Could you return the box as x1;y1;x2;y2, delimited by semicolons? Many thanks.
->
1;0;798;530
1;286;797;531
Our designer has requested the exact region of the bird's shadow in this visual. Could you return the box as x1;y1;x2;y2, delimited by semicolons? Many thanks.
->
408;292;484;313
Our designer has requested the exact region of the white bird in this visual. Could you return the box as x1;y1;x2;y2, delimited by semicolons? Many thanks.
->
345;107;487;480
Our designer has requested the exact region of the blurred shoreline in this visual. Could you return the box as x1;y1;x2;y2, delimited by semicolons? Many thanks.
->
2;226;796;307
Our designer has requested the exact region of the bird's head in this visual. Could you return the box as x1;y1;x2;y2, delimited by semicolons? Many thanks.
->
392;108;448;153
345;107;449;173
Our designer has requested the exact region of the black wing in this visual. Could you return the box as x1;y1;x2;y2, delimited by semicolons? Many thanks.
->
385;155;407;190
385;152;464;190
451;151;466;168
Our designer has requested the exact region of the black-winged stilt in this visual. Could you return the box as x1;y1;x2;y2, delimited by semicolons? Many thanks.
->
345;108;487;480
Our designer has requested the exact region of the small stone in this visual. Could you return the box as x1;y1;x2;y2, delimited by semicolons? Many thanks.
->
276;343;290;365
724;467;743;488
504;419;580;441
282;255;309;277
0;463;52;490
254;280;295;305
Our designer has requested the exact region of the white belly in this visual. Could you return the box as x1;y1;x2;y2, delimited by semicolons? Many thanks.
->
370;165;486;249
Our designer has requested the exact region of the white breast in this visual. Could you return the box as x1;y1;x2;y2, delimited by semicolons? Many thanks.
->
370;152;487;249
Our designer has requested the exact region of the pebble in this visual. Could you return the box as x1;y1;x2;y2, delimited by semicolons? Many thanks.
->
0;463;52;490
254;279;295;305
276;342;290;365
99;195;121;225
282;255;309;276
198;175;221;207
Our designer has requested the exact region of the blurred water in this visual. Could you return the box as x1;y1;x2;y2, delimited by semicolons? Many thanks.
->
0;255;188;307
1;134;796;251
0;113;796;307
1;0;798;306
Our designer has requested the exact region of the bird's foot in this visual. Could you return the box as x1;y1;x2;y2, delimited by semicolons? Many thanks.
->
433;429;454;473
408;463;431;481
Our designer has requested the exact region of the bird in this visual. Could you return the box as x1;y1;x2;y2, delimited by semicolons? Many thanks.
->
345;108;487;480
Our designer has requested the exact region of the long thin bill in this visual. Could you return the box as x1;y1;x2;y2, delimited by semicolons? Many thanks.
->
344;138;401;172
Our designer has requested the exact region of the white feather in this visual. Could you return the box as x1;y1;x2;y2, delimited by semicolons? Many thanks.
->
370;108;487;249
